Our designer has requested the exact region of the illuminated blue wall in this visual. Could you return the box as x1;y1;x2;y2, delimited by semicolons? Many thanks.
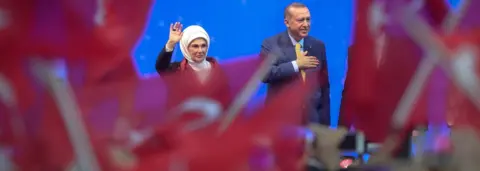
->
133;0;460;127
133;0;352;127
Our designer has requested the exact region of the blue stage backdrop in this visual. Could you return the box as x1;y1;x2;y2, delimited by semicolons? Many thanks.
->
133;0;460;127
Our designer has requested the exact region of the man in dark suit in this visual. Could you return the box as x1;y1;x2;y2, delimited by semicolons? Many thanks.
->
260;2;330;126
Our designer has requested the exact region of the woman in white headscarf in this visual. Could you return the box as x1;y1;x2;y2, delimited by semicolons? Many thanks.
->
155;22;219;82
154;22;231;124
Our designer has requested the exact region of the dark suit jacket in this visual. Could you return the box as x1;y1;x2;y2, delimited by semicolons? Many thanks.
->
260;31;330;125
155;47;180;74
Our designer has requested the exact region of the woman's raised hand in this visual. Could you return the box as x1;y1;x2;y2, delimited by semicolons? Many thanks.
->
167;22;183;45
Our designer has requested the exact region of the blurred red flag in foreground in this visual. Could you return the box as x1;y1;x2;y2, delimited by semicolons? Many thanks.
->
25;0;152;63
443;29;480;135
129;56;264;156
457;0;480;32
8;55;265;170
340;0;379;129
0;0;38;146
343;0;449;143
133;78;310;171
79;55;263;136
1;0;153;169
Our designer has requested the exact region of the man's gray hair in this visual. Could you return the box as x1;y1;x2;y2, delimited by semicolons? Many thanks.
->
284;2;307;19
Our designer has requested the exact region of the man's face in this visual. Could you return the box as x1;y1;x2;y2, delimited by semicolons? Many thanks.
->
285;7;311;39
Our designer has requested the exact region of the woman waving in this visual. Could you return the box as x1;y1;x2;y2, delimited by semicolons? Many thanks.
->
155;22;219;83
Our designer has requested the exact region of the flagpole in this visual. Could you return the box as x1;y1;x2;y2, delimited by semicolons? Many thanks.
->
31;58;100;171
217;53;277;134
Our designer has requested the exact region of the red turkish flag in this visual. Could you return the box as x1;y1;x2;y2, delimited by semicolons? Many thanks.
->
0;0;33;57
25;0;96;59
0;1;42;167
444;0;480;131
0;2;36;170
130;56;263;155
0;73;115;170
23;0;153;84
371;0;449;142
443;29;480;134
63;0;154;86
0;59;37;148
457;0;480;31
187;80;308;171
79;0;154;84
341;0;379;127
30;96;113;170
129;53;306;170
78;55;266;141
133;79;308;171
0;0;37;112
343;0;450;142
0;0;153;169
0;66;39;170
130;63;245;170
1;83;128;171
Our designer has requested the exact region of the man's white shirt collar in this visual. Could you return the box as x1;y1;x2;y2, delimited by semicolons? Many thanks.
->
288;32;304;47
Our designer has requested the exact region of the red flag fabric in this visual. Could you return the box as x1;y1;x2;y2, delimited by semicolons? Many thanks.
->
125;53;308;170
0;72;125;171
0;103;12;144
371;0;449;142
443;29;480;135
25;0;97;59
0;60;36;146
79;0;154;84
0;1;38;169
68;0;154;148
1;0;153;169
130;62;246;170
133;79;309;171
79;56;264;139
0;66;38;170
0;0;33;59
64;0;154;86
186;79;309;171
0;1;40;166
24;0;153;84
0;0;38;121
457;0;480;31
130;57;263;157
341;0;379;128
343;0;450;142
43;56;264;171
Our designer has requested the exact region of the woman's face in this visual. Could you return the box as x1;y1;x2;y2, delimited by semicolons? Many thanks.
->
188;38;208;63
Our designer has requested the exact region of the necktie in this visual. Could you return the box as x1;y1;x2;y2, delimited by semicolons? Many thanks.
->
295;43;306;81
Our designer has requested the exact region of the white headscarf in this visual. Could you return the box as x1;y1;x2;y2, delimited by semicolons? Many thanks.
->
179;25;211;71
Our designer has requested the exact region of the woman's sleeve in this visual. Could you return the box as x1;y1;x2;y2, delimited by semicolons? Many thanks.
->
155;46;175;74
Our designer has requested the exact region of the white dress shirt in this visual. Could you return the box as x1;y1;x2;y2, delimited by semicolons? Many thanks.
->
288;33;304;72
